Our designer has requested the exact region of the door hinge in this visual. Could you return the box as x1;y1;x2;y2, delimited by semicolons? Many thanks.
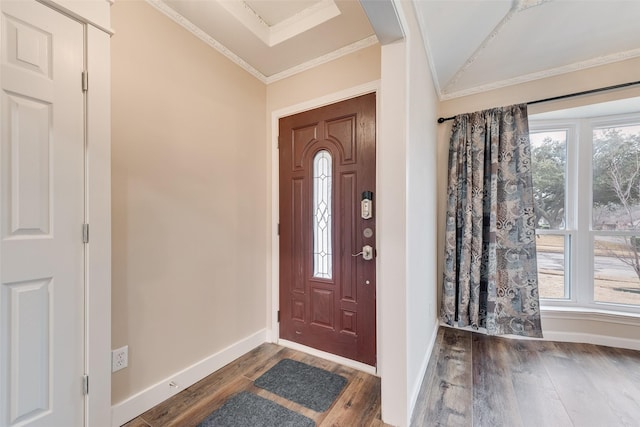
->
277;310;280;322
277;223;280;236
82;223;89;243
82;71;88;92
277;136;280;149
83;374;89;395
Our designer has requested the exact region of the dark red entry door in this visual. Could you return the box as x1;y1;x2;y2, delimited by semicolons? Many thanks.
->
279;93;376;366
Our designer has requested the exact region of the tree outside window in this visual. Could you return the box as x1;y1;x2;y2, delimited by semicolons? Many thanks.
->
530;120;640;308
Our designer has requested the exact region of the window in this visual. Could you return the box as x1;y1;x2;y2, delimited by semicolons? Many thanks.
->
530;108;640;313
530;129;571;300
591;123;640;306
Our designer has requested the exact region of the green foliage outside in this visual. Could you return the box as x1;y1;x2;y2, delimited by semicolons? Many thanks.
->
592;128;640;228
531;136;565;229
531;126;640;281
531;128;640;229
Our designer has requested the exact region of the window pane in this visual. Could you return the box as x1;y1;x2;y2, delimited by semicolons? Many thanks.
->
313;150;332;279
536;233;569;299
530;131;567;230
592;124;640;230
593;236;640;306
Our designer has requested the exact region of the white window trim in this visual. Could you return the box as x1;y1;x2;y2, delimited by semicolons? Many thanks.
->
530;113;640;315
530;122;577;303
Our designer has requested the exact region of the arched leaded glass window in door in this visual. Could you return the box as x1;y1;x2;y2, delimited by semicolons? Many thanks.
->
313;150;332;279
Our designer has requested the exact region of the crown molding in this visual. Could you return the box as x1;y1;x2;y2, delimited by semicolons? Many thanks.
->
440;47;640;101
265;35;379;84
146;0;268;83
146;0;378;86
437;0;639;101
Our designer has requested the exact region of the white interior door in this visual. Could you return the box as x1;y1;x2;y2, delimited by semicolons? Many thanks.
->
0;1;85;426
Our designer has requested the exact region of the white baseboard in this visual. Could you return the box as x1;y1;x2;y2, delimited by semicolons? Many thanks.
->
111;329;267;427
277;339;377;375
408;320;439;420
541;330;640;351
437;310;640;351
541;308;640;351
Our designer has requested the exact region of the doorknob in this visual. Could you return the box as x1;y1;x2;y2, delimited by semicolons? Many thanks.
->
352;245;373;261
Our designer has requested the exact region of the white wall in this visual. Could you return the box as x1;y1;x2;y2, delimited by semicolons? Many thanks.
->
378;1;440;425
404;0;440;419
378;38;409;426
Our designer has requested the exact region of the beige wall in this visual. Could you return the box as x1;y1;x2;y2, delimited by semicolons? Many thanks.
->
266;44;381;112
111;0;267;404
436;58;640;344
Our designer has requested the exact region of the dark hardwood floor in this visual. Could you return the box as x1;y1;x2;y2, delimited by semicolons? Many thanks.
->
411;327;640;427
122;343;390;427
122;329;640;427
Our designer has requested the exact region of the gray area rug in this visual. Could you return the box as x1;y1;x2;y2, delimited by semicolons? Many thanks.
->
254;358;347;412
197;391;315;427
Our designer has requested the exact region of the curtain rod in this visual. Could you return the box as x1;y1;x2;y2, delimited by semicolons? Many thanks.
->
436;80;640;124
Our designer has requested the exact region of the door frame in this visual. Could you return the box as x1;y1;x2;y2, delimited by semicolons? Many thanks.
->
269;81;380;374
84;23;111;426
47;1;113;424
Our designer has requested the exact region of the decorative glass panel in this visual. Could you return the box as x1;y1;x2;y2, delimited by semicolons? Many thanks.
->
313;150;332;279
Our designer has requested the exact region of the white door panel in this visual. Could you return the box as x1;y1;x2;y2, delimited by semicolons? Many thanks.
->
1;1;85;426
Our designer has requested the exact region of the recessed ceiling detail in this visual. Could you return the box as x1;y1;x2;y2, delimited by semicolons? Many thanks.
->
146;0;639;99
245;1;318;25
148;0;376;82
220;0;341;47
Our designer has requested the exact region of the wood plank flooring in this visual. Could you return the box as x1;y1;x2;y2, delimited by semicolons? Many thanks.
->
411;327;640;427
122;343;390;427
122;330;640;427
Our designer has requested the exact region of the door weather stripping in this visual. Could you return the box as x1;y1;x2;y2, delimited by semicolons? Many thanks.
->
82;224;89;243
83;375;89;395
82;71;88;92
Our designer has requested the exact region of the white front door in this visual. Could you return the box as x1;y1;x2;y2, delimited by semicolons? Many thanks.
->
0;1;85;426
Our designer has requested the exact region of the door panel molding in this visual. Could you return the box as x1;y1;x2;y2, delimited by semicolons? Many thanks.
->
1;3;112;426
277;88;377;366
270;82;380;365
1;2;85;425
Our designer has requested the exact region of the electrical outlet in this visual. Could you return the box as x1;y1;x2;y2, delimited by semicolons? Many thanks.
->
112;345;128;372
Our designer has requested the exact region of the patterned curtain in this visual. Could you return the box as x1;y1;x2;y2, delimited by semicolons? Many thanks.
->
441;104;543;338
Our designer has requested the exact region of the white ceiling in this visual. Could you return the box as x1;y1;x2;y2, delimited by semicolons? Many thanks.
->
416;0;640;100
147;0;640;98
